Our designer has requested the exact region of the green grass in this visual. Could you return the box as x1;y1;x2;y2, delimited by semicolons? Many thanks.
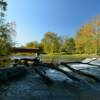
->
41;54;89;63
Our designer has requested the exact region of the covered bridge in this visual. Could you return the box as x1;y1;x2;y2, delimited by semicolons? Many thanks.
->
12;47;42;54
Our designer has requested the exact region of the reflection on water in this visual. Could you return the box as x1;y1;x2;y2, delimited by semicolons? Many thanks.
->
11;56;36;60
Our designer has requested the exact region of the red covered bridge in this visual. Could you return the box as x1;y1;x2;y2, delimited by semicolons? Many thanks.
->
12;48;42;54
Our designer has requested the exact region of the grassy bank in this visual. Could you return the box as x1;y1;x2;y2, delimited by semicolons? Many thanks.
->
41;54;89;63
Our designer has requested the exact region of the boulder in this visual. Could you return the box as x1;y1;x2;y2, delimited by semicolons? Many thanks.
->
0;66;28;82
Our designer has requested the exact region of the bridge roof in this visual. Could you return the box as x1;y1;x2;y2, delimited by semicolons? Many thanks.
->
12;48;41;53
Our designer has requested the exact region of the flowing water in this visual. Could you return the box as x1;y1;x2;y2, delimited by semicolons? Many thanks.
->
0;57;100;100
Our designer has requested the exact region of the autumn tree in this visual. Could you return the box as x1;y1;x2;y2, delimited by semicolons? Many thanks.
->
24;41;43;54
41;32;60;53
76;23;95;54
76;16;100;54
91;16;100;55
25;41;39;49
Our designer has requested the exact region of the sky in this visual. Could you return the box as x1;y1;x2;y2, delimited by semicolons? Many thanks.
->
6;0;100;46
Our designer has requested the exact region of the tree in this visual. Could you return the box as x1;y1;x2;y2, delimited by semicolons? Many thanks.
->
25;42;34;48
0;23;15;55
0;0;16;66
25;41;38;49
41;32;60;53
76;16;100;54
0;0;7;19
76;23;95;54
91;16;100;55
63;37;76;54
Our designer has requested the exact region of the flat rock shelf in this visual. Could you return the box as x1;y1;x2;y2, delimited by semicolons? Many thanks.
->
0;58;100;100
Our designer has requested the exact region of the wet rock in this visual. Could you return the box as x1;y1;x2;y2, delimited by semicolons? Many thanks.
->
0;66;28;82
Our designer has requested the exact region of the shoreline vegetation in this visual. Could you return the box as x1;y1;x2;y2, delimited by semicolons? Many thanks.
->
12;53;90;62
41;54;89;62
12;53;99;62
12;53;95;63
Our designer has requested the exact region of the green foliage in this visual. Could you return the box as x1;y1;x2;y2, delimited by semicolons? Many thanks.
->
25;41;39;48
0;0;7;18
76;16;100;55
63;37;76;54
42;54;88;63
41;32;60;53
0;0;16;67
24;16;100;56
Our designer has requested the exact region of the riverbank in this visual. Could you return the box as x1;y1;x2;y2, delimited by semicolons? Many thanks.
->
41;54;90;62
0;65;100;100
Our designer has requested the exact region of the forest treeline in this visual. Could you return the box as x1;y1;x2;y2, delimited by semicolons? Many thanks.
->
24;16;100;55
0;0;100;56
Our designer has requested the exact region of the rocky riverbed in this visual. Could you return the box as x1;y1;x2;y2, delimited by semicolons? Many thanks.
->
0;58;100;100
